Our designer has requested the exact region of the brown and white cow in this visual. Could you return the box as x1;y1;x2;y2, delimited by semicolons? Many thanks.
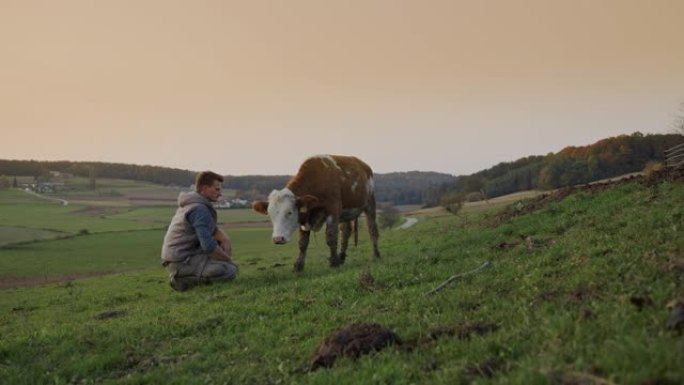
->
252;155;381;272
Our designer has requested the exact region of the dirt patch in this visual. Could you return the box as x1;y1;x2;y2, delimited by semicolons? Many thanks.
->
70;207;132;217
459;302;482;312
124;352;178;372
398;321;500;354
536;286;602;306
463;358;508;379
493;241;521;251
0;270;118;289
629;295;655;311
538;290;563;303
96;310;127;320
308;323;401;371
425;322;499;341
358;270;377;291
548;369;613;385
666;299;684;333
569;287;601;303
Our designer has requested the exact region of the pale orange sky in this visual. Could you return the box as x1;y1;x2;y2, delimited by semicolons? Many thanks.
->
2;0;683;175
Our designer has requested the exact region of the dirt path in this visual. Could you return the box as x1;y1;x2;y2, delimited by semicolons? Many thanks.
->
398;217;418;229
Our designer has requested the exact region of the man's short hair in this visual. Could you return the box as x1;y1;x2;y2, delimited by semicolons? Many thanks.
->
195;171;224;192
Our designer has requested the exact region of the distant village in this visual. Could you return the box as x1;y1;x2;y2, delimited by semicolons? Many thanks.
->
213;198;251;209
15;171;68;193
7;170;253;209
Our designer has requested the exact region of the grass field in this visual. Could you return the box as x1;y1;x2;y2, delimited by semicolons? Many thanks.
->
1;174;683;384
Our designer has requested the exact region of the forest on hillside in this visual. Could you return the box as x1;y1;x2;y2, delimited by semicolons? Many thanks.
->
0;160;198;187
424;132;683;206
2;132;681;206
225;172;456;205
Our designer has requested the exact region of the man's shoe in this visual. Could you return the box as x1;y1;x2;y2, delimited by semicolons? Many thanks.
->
170;277;197;292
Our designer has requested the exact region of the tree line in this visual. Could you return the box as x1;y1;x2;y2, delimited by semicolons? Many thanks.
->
0;160;198;187
0;159;456;205
227;172;456;205
3;132;680;206
425;132;683;206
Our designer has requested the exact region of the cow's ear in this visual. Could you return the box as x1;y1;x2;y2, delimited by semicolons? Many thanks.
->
252;200;269;215
296;195;319;213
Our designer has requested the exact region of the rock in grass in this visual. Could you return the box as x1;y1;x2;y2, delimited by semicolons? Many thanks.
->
309;323;401;371
358;270;376;291
666;299;684;333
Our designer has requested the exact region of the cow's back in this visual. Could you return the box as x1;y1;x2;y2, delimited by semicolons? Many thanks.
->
287;155;374;211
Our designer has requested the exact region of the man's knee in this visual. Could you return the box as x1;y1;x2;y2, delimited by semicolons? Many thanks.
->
204;261;238;281
219;262;238;280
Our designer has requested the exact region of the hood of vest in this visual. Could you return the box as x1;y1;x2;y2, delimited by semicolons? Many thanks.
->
178;191;211;208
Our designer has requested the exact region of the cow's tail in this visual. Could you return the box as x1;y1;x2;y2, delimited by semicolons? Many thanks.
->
353;217;358;247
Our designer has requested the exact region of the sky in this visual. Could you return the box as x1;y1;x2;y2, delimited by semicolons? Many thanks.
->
2;0;683;176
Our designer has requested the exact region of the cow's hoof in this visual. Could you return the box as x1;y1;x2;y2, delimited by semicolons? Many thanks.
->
339;253;347;263
293;263;305;273
329;258;342;268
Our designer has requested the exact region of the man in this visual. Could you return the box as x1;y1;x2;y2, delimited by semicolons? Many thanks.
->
161;171;238;291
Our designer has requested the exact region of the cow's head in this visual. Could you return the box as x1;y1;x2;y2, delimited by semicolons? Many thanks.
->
252;188;319;244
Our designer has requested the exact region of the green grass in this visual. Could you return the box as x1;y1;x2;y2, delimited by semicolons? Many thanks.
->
0;230;164;277
1;179;683;384
0;202;162;234
0;226;65;246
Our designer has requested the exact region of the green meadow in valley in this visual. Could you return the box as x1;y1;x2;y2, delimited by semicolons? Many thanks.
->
1;173;683;384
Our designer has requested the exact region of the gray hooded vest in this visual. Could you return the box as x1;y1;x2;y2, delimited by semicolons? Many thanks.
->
161;191;218;263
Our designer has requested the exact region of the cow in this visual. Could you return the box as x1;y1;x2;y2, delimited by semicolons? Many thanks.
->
252;155;381;272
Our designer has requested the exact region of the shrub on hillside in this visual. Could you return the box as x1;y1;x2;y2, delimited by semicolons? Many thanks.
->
378;204;401;229
643;161;665;177
441;191;466;215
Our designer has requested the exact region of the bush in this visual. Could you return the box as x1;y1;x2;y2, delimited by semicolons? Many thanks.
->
441;191;466;215
643;161;665;177
378;204;401;229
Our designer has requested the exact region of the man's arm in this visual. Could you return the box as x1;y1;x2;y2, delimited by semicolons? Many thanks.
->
214;228;232;255
212;228;235;264
186;206;234;264
209;244;234;263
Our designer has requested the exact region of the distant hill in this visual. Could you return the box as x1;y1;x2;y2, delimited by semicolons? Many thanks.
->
429;132;683;205
4;132;679;206
0;160;456;206
224;173;457;205
0;160;197;187
374;171;456;205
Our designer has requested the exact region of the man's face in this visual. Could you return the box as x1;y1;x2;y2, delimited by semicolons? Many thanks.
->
199;180;222;202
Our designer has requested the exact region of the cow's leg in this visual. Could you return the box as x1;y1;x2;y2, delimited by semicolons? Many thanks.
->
339;221;352;264
295;229;310;272
326;216;341;267
365;195;381;258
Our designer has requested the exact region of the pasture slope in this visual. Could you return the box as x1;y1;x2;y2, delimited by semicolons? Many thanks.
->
1;169;683;384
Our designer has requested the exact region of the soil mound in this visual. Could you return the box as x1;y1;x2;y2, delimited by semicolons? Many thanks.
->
309;323;401;371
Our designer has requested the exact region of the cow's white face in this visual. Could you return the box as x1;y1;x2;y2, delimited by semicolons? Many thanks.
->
266;188;299;244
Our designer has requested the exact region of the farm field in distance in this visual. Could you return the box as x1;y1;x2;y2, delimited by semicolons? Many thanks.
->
1;171;683;384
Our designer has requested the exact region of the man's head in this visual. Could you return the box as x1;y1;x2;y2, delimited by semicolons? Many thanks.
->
195;171;224;202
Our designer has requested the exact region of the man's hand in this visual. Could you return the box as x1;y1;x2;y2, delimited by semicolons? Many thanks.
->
210;245;235;264
212;228;235;265
214;229;232;255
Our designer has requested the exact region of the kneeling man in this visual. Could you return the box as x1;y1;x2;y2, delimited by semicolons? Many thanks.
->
161;171;238;291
